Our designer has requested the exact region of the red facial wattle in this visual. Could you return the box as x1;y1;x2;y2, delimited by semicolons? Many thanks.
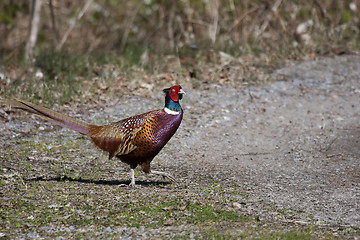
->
169;86;180;102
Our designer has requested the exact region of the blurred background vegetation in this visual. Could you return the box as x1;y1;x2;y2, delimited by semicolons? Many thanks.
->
0;0;359;104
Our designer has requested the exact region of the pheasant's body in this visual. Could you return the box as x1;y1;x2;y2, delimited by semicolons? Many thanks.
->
90;109;183;172
2;85;185;186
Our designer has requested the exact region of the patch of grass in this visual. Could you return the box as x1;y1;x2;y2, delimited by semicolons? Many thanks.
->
91;42;146;69
255;230;314;240
0;132;357;239
0;179;6;187
17;140;49;153
35;49;90;81
189;203;247;223
0;176;355;239
2;49;93;105
117;200;250;228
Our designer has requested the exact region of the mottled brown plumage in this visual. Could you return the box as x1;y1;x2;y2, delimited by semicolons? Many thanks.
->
2;85;185;186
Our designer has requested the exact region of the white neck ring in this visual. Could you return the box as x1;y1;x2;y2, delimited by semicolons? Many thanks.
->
164;107;180;115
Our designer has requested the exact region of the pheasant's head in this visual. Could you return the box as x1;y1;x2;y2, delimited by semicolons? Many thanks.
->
163;85;185;102
163;85;185;113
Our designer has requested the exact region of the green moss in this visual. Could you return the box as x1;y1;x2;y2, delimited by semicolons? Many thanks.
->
340;10;352;24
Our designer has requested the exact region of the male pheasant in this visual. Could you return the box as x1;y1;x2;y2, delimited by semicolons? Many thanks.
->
2;85;185;186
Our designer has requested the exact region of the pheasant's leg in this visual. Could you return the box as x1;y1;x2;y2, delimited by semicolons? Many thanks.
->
150;170;178;184
129;168;136;187
141;161;178;184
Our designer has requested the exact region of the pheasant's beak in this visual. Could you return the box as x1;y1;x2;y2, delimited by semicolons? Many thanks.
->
178;89;186;95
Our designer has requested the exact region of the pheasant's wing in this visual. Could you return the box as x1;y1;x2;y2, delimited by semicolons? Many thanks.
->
88;112;154;159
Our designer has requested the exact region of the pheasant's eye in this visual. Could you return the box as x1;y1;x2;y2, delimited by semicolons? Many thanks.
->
171;89;176;93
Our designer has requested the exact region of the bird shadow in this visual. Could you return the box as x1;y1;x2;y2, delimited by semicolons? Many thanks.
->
25;175;172;187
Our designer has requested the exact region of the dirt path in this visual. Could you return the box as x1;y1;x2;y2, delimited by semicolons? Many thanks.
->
176;55;360;227
1;55;359;238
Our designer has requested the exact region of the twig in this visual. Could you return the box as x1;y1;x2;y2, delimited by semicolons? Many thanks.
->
229;7;259;33
49;0;60;44
313;0;330;25
56;0;93;50
255;0;283;39
282;218;352;229
320;137;338;153
25;0;43;63
167;2;176;50
1;169;28;191
120;2;143;52
182;19;209;26
237;152;271;157
208;0;219;44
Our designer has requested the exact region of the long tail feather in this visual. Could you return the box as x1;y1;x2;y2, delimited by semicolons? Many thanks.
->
2;99;90;135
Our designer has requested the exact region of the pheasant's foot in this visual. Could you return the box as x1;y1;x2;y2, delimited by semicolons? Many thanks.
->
150;170;178;184
129;168;136;187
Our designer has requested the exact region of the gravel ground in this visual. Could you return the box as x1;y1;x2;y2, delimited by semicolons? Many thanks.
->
264;57;359;227
1;55;359;238
176;55;360;228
